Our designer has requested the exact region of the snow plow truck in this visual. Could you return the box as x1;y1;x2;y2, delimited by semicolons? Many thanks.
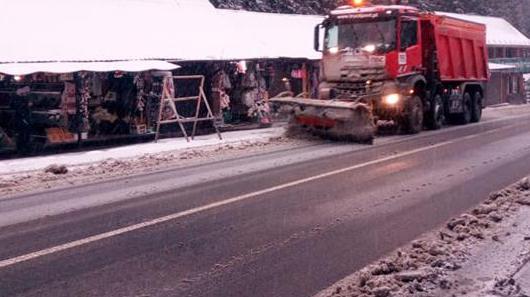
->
271;1;489;143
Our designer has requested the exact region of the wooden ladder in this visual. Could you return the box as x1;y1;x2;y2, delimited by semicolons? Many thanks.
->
155;75;222;142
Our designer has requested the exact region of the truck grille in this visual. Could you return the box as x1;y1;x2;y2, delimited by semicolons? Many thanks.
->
340;66;387;82
333;81;384;101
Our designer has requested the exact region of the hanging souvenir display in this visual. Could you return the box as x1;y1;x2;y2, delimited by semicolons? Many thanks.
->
61;82;77;116
134;73;146;115
77;72;91;134
160;76;177;121
211;69;232;119
146;76;164;130
91;73;103;97
162;75;175;99
243;66;271;125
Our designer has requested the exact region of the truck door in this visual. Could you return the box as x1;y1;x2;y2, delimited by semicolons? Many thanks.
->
399;17;422;75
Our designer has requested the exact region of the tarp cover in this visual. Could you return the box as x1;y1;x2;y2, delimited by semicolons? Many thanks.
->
0;0;323;65
438;12;530;47
0;60;180;76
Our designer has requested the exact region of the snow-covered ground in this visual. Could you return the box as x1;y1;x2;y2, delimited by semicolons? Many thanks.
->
315;177;530;297
1;104;530;199
3;104;530;177
0;127;285;176
0;125;317;198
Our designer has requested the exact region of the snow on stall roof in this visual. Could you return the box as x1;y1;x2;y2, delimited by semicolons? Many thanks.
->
437;12;530;47
216;9;324;60
171;0;215;9
0;60;179;76
0;0;323;66
0;0;230;63
126;0;215;9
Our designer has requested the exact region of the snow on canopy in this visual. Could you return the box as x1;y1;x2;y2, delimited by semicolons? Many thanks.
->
0;60;180;76
0;0;323;66
438;12;530;48
216;9;324;60
170;0;215;9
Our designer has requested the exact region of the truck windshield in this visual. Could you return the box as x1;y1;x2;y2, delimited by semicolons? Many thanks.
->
324;19;397;53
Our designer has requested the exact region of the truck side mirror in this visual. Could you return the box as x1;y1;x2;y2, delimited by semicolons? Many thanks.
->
314;24;322;52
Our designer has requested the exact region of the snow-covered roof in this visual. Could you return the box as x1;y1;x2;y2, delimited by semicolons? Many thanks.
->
0;60;179;76
489;63;517;71
438;12;530;48
217;9;324;60
0;0;323;67
171;0;215;9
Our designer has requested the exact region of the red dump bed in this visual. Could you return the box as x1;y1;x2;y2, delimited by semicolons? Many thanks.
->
423;14;489;82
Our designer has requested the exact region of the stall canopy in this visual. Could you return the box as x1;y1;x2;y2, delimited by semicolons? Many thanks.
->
438;12;530;47
0;0;324;68
0;60;180;76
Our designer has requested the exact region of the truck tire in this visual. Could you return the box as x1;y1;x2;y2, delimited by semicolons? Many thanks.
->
454;92;472;125
426;94;444;130
471;92;483;123
400;95;424;134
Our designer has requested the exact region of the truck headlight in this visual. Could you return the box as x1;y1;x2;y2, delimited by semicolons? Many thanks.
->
383;93;401;105
328;47;339;54
362;44;376;53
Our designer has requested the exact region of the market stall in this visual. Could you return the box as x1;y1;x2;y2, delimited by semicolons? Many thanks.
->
0;61;179;154
0;0;324;155
173;58;320;131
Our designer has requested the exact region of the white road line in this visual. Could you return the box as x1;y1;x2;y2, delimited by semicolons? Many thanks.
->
0;125;514;269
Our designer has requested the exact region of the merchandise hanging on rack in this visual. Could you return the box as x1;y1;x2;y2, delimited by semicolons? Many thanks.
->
0;59;181;155
238;64;271;125
131;73;150;134
146;75;164;131
77;72;90;135
211;69;232;120
134;73;146;115
161;75;177;121
61;82;76;116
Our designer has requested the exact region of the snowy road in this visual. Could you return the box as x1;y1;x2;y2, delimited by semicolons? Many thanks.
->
1;108;530;297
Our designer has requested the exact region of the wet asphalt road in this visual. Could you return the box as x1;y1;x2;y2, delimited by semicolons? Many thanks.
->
1;111;530;297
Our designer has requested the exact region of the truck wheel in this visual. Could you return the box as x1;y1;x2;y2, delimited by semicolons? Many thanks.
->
426;94;445;130
455;93;472;125
401;95;424;134
471;92;483;123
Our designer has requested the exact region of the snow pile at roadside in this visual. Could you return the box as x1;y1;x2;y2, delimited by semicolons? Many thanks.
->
316;178;530;297
0;127;285;176
0;133;307;198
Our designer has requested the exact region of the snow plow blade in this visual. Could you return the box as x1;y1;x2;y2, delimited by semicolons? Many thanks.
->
270;97;376;144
